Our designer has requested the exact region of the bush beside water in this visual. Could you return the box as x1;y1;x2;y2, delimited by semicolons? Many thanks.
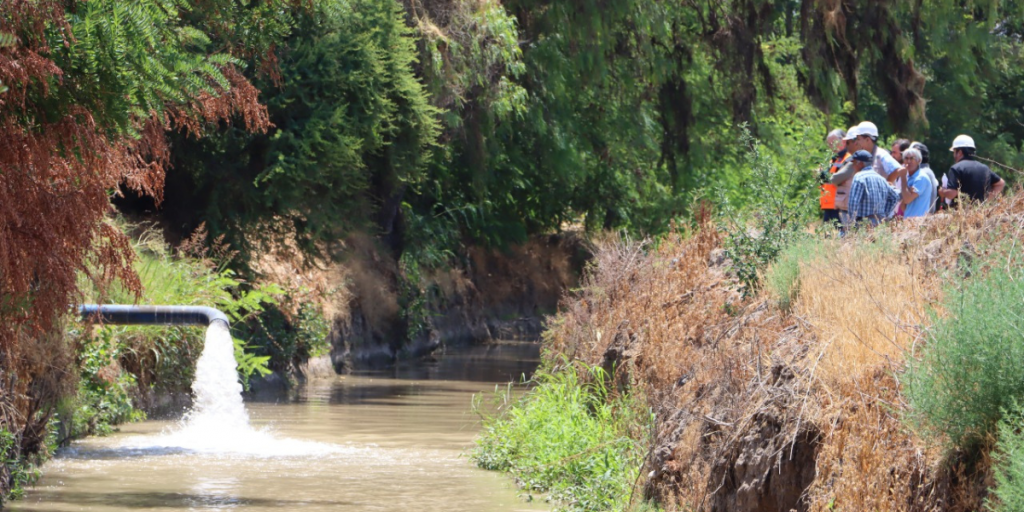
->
473;365;653;512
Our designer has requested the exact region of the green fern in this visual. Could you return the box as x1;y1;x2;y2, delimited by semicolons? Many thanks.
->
54;0;249;138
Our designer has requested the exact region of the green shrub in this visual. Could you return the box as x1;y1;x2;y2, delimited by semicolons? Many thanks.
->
64;327;147;440
473;365;652;512
904;263;1024;450
243;300;331;370
0;428;39;505
988;402;1024;512
721;129;819;293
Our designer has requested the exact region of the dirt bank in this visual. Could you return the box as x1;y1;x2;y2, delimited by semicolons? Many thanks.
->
250;231;587;377
545;196;1024;511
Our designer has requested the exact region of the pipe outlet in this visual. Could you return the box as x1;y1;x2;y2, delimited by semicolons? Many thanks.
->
79;305;229;328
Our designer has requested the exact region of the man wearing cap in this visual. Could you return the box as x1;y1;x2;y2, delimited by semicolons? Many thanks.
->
910;142;940;213
847;149;901;227
819;128;851;226
938;135;1005;204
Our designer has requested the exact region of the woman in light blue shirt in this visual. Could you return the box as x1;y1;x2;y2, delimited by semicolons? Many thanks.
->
892;147;934;218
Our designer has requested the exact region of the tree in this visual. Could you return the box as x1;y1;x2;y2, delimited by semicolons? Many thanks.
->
0;0;277;475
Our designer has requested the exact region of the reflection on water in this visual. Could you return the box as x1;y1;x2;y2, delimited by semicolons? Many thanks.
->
12;342;545;512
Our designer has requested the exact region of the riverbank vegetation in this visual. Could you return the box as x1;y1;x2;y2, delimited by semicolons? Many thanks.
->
478;188;1024;510
3;0;1024;506
474;365;653;512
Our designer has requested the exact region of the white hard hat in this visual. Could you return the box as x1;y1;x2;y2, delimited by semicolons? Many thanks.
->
857;121;879;138
950;134;976;151
843;125;861;140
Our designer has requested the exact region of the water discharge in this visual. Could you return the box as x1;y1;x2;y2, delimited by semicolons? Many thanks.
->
13;337;547;512
121;322;352;457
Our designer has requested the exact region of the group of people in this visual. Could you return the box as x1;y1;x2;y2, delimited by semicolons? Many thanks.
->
818;121;1006;228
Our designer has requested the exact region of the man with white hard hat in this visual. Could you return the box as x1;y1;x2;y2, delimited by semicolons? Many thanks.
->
855;122;902;182
938;135;1005;204
853;121;902;216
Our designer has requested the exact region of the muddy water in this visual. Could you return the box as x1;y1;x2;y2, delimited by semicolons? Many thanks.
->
12;342;546;512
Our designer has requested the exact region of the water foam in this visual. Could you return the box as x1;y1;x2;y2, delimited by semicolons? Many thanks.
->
120;322;340;458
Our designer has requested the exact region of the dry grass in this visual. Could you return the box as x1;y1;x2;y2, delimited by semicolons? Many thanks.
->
793;234;940;391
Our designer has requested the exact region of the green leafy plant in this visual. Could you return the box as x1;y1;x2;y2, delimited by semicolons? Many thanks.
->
988;401;1024;512
397;255;434;342
65;327;147;440
0;428;39;505
904;261;1024;450
721;128;819;293
242;299;330;372
0;31;13;94
474;365;652;512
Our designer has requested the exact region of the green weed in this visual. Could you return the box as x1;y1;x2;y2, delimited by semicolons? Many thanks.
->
473;365;653;512
68;327;147;439
242;300;330;371
0;428;39;505
720;128;818;294
988;402;1024;512
904;261;1024;450
764;237;824;313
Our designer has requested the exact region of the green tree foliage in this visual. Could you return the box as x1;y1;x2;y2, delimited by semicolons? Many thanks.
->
155;0;1024;269
169;0;440;255
800;0;1024;173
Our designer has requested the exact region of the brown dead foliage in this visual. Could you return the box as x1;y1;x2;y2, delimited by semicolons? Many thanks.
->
0;2;273;480
546;189;1024;511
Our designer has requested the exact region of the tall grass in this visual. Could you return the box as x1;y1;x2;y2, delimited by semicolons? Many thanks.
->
905;260;1024;450
787;233;934;389
473;365;653;512
764;237;824;313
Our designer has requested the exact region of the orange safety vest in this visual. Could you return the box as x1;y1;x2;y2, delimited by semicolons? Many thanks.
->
819;153;850;210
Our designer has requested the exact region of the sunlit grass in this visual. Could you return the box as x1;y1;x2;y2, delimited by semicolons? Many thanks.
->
473;364;654;512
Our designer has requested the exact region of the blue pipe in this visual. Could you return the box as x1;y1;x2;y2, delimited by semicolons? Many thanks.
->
78;305;229;328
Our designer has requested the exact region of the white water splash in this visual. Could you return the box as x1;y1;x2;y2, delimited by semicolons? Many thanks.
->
183;322;249;433
121;322;341;457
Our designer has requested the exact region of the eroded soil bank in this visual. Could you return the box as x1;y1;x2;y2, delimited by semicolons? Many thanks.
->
249;231;588;382
539;196;1024;511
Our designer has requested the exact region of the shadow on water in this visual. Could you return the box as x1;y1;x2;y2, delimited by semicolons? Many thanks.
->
55;446;198;460
246;341;542;406
31;491;358;508
367;341;541;383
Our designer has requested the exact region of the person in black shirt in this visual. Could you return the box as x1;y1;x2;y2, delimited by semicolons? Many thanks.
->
938;135;1005;205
